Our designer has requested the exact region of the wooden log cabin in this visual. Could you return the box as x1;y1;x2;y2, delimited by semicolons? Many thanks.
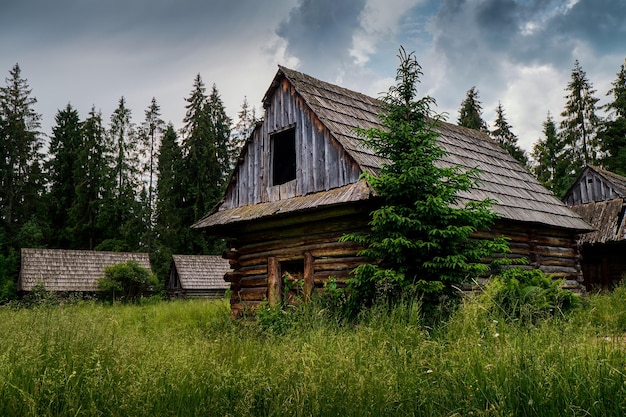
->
563;166;626;290
193;66;593;316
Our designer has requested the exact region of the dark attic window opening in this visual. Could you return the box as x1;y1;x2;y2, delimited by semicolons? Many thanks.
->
272;127;296;185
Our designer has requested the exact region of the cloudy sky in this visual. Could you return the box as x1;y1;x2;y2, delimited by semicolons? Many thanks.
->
1;0;625;152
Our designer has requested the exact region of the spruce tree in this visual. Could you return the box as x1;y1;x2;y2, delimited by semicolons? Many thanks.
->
154;124;184;279
458;86;488;132
560;60;601;171
0;63;44;235
0;63;44;299
600;59;626;175
490;102;529;167
179;75;228;254
70;107;109;249
138;97;165;252
531;112;572;195
45;104;82;247
342;48;508;318
230;96;257;169
101;97;145;251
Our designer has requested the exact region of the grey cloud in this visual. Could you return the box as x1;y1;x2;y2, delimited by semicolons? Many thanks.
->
550;0;626;52
276;0;366;79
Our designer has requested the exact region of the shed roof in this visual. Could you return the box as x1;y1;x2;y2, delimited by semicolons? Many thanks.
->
568;198;626;244
170;255;230;290
195;66;591;232
18;248;152;292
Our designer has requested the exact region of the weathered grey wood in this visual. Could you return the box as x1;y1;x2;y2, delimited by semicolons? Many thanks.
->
267;257;281;307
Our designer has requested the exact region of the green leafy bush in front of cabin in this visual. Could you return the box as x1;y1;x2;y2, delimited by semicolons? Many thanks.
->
480;267;582;324
97;260;159;303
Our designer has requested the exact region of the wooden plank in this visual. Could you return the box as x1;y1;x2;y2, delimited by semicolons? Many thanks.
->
267;256;281;307
304;252;314;301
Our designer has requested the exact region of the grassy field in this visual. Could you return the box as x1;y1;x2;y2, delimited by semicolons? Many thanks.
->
1;290;626;416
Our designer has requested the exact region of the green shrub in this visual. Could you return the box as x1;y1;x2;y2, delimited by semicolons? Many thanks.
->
481;267;581;324
97;260;159;303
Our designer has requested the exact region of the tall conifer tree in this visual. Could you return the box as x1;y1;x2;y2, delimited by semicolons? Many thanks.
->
342;48;508;318
138;97;165;252
229;97;256;169
179;75;223;253
531;112;571;195
559;60;601;171
0;63;44;235
458;86;488;132
490;102;528;167
600;59;626;175
45;104;82;247
102;97;145;251
70;107;109;249
0;63;44;299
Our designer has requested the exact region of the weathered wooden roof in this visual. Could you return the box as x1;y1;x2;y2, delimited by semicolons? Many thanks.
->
569;198;626;244
195;66;591;232
18;248;152;292
170;255;230;290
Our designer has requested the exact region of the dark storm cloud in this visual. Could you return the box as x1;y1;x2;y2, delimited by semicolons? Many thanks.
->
432;0;626;70
276;0;367;79
549;0;626;52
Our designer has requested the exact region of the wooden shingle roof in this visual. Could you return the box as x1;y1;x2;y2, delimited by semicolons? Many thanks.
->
170;255;230;290
18;248;152;292
195;66;591;232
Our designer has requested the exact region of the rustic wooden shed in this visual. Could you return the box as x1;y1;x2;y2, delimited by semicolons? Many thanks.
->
563;166;626;290
193;66;592;316
167;255;231;299
17;248;152;292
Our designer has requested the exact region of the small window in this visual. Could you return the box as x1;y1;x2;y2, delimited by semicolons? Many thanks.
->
271;127;296;185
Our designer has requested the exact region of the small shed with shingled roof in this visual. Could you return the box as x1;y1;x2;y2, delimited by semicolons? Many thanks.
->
193;66;592;316
167;255;230;299
563;165;626;290
18;248;152;293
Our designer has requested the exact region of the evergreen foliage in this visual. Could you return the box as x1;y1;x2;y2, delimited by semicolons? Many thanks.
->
490;102;529;167
0;64;44;298
342;48;509;318
531;112;571;195
0;63;44;236
138;97;165;252
179;76;229;255
229;96;257;169
481;268;581;324
559;60;601;173
600;59;626;175
45;104;83;248
69;107;109;249
457;86;488;132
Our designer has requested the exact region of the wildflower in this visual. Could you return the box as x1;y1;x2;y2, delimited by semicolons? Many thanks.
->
426;369;433;374
493;332;500;338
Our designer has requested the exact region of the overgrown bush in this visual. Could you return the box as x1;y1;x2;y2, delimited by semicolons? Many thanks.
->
480;267;581;324
97;260;159;303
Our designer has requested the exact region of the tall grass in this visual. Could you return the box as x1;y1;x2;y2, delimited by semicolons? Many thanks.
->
1;292;626;416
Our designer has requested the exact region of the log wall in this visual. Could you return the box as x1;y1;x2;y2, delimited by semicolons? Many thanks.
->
224;214;585;316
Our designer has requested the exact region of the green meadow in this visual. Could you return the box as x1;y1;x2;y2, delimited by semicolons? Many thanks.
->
1;290;626;416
